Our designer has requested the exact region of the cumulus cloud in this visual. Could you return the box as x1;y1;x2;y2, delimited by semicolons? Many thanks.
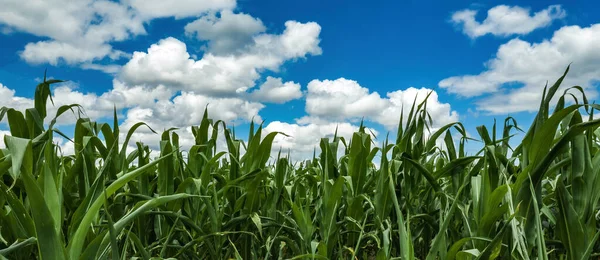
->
1;79;173;126
0;0;145;65
185;10;266;55
376;88;459;128
439;24;600;114
0;82;109;127
451;5;565;39
49;80;265;128
113;18;321;159
250;77;303;103
0;13;324;159
257;78;458;161
121;21;321;96
264;121;379;162
305;78;386;120
0;83;33;112
125;0;235;19
21;41;129;66
120;93;264;131
0;1;462;163
304;78;458;129
0;0;235;66
118;106;239;163
0;79;260;157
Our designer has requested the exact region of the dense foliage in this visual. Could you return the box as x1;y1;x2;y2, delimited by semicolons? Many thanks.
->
1;68;600;259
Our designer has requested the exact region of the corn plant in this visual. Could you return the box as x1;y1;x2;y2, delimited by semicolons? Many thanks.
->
1;67;600;259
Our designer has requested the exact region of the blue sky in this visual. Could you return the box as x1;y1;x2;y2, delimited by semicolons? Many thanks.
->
0;0;599;159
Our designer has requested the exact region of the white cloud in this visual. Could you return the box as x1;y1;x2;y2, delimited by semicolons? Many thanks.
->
250;77;302;103
376;88;459;129
0;13;318;149
118;106;238;162
121;21;321;96
439;24;600;114
0;83;33;112
0;82;117;137
185;10;266;55
1;75;457;162
1;1;466;164
451;5;565;39
259;78;458;161
35;81;173;126
264;121;378;162
272;21;323;58
125;0;235;19
48;79;264;128
305;78;458;129
0;0;235;66
0;79;261;159
49;85;116;123
0;0;145;64
305;78;386;120
0;82;89;126
1;80;173;126
81;64;122;74
100;80;174;109
114;18;321;159
111;86;265;156
120;92;264;132
20;41;127;65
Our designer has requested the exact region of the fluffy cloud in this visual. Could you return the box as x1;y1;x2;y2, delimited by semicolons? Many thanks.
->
1;79;174;126
305;78;385;119
259;78;458;161
100;80;173;109
0;80;259;158
21;41;129;66
185;10;266;55
0;0;320;71
1;1;465;163
49;85;116;122
451;5;565;38
48;79;264;128
125;0;235;19
120;92;264;131
0;13;324;159
0;0;235;66
304;78;458;129
43;79;182;126
375;88;459;129
0;0;145;65
110;76;455;162
112;18;320;159
118;105;239;162
121;21;321;96
0;82;107;127
0;83;33;111
250;77;303;103
264;121;379;162
439;24;600;114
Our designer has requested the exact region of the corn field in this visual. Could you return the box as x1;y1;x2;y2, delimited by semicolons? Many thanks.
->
1;67;600;259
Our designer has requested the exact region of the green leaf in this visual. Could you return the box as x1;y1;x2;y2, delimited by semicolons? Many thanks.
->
5;136;65;260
